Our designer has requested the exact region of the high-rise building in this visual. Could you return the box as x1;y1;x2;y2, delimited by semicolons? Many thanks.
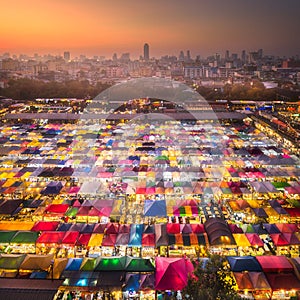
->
241;50;246;63
63;51;70;61
179;51;184;61
186;50;191;61
144;43;149;61
225;50;230;61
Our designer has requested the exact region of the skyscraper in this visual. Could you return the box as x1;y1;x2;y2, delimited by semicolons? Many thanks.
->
144;43;149;61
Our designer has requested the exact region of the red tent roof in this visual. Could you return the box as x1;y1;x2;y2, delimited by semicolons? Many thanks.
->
270;233;289;246
166;223;180;234
36;231;65;244
101;234;117;246
45;204;69;214
256;256;293;272
105;223;119;234
76;233;91;246
142;233;155;247
62;231;79;245
275;223;298;233
31;221;59;232
76;206;91;216
265;273;300;290
282;232;300;245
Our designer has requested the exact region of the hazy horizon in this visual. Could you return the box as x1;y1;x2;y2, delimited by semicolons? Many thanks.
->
1;0;300;59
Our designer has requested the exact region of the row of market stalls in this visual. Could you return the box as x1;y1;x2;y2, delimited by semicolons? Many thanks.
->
1;217;300;262
1;253;300;300
1;115;300;298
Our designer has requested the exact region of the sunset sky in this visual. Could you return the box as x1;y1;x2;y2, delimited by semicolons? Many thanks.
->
1;0;300;59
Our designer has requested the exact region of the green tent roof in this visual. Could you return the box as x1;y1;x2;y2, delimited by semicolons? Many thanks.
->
94;256;127;271
0;254;26;269
272;181;290;189
65;207;78;217
10;231;38;244
0;230;17;244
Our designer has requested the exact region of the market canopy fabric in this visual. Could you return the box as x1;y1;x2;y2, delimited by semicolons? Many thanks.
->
233;271;271;291
227;256;262;272
256;256;293;272
0;254;26;270
144;200;166;217
155;257;194;291
204;217;235;246
265;273;300;290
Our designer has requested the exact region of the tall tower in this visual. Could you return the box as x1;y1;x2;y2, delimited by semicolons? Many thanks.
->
144;43;149;61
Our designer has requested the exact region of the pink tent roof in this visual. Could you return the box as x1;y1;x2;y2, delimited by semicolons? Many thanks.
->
245;233;264;247
191;224;205;233
68;186;80;194
155;257;194;290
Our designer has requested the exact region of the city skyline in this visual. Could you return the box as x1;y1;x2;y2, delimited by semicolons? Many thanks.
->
1;0;300;59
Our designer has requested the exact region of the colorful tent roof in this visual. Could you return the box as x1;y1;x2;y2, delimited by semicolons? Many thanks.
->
155;257;194;291
256;256;293;272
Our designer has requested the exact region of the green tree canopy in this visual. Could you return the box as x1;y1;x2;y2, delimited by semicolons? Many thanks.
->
182;255;241;300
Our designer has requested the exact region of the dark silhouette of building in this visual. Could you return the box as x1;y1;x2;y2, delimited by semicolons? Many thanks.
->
144;43;149;61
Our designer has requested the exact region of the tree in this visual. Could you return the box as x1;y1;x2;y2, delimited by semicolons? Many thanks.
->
182;255;241;300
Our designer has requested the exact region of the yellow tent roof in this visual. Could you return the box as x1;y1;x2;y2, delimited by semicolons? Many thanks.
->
0;221;34;231
233;233;251;247
247;200;261;209
88;234;104;247
264;207;279;217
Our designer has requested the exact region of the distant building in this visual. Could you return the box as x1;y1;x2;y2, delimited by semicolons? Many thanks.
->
186;50;191;61
63;51;70;61
179;51;184;62
225;50;230;61
1;58;19;71
120;53;130;63
144;43;149;61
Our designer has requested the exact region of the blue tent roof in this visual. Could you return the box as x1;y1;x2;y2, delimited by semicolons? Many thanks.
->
128;224;144;247
144;200;166;217
57;223;72;231
124;273;140;292
227;256;262;272
64;258;83;271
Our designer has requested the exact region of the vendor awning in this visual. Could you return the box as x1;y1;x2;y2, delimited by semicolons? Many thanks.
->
233;271;271;290
10;231;38;244
0;254;26;269
155;257;194;291
265;272;300;290
31;221;59;232
256;256;293;272
36;231;65;244
227;256;262;272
